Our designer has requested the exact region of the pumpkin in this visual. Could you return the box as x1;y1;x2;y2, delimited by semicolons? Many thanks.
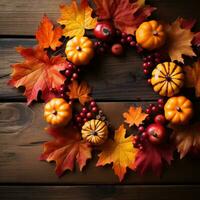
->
164;96;193;125
136;20;166;50
44;98;72;126
65;36;94;65
151;62;184;97
81;119;108;145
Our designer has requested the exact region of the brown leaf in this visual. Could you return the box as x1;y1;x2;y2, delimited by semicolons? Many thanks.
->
67;81;92;105
170;123;200;159
184;60;200;97
166;18;196;63
123;106;148;127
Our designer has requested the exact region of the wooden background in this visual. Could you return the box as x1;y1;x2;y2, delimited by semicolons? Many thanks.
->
0;0;200;199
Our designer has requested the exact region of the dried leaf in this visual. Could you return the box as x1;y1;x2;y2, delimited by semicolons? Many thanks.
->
57;0;97;38
67;81;92;105
134;140;174;176
170;123;200;159
96;124;138;181
123;106;148;127
8;46;68;104
184;60;200;97
40;125;92;176
93;0;155;35
177;17;196;30
36;15;63;50
166;18;196;62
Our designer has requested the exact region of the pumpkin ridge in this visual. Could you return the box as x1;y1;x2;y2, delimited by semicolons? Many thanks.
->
161;63;168;74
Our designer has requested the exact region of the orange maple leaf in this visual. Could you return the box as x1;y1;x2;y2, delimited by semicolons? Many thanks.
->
36;15;63;50
170;123;200;159
166;18;196;63
67;81;92;105
96;124;138;181
184;60;200;97
57;0;97;38
123;106;148;127
40;125;92;176
9;46;68;104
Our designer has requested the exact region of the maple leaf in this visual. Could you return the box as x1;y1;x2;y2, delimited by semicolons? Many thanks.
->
9;46;68;104
123;106;148;127
96;124;138;181
177;17;196;30
170;123;200;159
134;140;174;176
93;0;155;35
40;125;92;176
165;18;196;63
184;60;200;97
67;81;92;105
57;0;97;38
36;15;63;50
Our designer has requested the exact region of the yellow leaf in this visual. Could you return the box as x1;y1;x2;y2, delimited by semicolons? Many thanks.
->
166;18;196;63
184;61;200;97
123;106;148;127
57;0;97;38
67;81;92;105
96;124;138;181
170;123;200;159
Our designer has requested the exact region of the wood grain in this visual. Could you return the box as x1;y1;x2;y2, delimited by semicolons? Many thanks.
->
1;185;200;200
1;102;200;184
0;0;199;36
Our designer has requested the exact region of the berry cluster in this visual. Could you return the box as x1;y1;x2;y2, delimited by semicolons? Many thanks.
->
64;62;81;81
94;41;109;55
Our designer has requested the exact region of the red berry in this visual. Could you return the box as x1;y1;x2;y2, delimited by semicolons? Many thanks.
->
158;104;164;110
120;38;126;44
154;114;166;125
155;58;161;63
115;29;121;36
80;112;85;118
82;107;88;113
141;131;148;138
98;47;106;54
111;44;124;56
157;98;164;105
76;116;82;122
127;36;133;42
138;126;145;133
145;108;151;114
143;62;148;68
134;135;139;141
139;146;143;150
147;61;153;68
147;78;151;84
143;57;148;62
130;41;136;46
147;55;153;61
65;69;72;77
87;112;92;119
67;63;73;69
94;41;99;47
83;118;88;122
143;69;149;75
121;32;127;38
90;101;96;107
72;73;78;79
92;106;98;113
152;106;158;113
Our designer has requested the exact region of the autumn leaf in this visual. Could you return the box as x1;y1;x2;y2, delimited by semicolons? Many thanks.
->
193;32;200;47
166;18;196;63
177;17;196;30
67;81;92;105
123;106;148;127
57;0;97;38
134;140;174;176
93;0;155;35
9;46;68;104
184;60;200;97
96;124;138;181
170;123;200;159
40;125;92;176
36;15;63;50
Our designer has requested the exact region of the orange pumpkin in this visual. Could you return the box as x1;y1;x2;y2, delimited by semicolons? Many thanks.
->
65;36;94;65
151;62;184;97
136;20;166;50
164;96;193;125
44;98;72;126
81;119;108;145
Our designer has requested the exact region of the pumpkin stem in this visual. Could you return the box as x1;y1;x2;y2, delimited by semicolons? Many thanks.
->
176;106;182;112
52;110;57;115
76;46;82;51
165;75;171;82
90;130;97;136
152;30;158;36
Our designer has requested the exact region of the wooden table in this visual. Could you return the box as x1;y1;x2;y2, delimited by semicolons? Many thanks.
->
0;0;200;199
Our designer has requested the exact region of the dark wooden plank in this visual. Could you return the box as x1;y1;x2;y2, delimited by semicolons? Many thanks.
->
1;102;200;184
0;0;200;35
0;185;200;200
0;38;159;101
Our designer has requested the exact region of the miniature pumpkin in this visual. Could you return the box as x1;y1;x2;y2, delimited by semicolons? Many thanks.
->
44;98;72;126
81;119;108;145
65;36;94;65
164;96;193;125
136;20;166;50
151;62;184;97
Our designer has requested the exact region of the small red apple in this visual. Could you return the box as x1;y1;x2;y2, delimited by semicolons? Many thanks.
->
111;43;124;56
146;123;166;144
93;22;114;41
154;114;166;125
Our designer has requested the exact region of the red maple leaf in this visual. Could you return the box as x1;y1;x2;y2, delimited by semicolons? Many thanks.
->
93;0;155;34
9;46;68;104
40;125;92;176
36;15;63;50
134;140;174;176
